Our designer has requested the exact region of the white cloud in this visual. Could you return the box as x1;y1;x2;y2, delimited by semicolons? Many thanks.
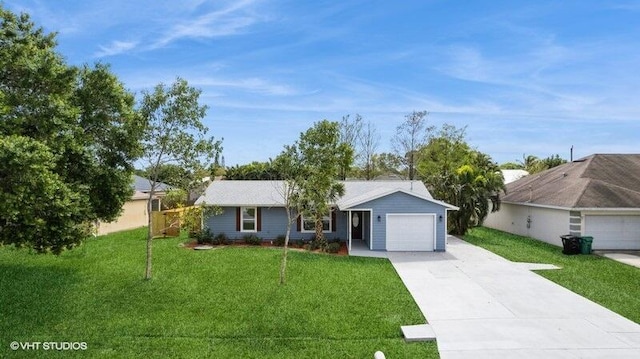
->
151;0;263;48
94;40;138;58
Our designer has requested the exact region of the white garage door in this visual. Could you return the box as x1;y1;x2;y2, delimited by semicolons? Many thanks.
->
584;215;640;250
386;214;435;251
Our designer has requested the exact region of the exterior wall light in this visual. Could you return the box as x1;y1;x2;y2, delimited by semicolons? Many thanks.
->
377;215;381;222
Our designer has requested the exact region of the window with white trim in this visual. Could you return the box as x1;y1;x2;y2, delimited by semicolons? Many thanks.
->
301;212;331;233
241;207;257;232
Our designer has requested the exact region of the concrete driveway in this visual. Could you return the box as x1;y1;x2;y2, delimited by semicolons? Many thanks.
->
388;236;640;359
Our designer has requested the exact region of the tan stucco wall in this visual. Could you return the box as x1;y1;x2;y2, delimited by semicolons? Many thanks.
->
484;203;570;247
97;199;148;235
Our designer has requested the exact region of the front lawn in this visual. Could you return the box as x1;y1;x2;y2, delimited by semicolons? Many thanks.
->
0;227;437;358
465;227;640;324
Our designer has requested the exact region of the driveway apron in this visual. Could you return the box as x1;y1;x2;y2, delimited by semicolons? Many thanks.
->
388;236;640;359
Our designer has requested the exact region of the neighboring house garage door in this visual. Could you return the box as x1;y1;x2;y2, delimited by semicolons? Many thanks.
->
584;215;640;250
386;214;435;251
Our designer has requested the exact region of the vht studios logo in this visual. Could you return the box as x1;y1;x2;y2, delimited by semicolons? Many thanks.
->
10;341;87;351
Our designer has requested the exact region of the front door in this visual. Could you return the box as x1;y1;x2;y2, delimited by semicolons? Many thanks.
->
352;211;363;240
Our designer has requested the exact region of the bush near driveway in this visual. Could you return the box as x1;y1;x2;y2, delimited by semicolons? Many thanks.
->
0;227;439;358
465;227;640;324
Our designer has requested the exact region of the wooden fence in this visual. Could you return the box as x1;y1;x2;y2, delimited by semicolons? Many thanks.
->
151;206;198;238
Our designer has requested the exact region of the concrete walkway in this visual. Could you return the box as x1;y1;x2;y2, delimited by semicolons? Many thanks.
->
596;251;640;269
388;236;640;359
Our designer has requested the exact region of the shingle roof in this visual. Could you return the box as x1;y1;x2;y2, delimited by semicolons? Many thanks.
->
194;180;456;209
132;175;172;192
503;154;640;209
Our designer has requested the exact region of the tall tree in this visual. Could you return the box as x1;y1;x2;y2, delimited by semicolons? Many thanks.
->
338;114;363;179
0;6;142;252
359;120;380;180
139;78;222;280
391;110;432;180
297;120;352;249
418;124;505;235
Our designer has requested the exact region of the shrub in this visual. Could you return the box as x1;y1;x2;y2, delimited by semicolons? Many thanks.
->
183;207;203;237
243;234;262;245
329;237;341;244
213;233;228;245
196;228;214;245
326;242;341;253
273;235;286;247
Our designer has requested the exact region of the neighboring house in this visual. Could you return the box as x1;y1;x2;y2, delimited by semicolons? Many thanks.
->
95;175;172;235
195;180;458;252
485;154;640;250
501;169;529;184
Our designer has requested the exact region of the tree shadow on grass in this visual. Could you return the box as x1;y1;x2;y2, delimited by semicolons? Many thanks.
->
0;261;80;350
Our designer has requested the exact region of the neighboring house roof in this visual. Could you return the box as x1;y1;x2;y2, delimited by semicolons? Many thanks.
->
131;190;148;200
501;169;529;184
502;154;640;209
195;180;457;210
132;175;172;193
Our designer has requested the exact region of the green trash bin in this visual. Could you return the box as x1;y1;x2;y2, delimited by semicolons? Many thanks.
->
580;236;593;254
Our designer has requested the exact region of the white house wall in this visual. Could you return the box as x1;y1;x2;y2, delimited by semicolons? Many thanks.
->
484;203;569;247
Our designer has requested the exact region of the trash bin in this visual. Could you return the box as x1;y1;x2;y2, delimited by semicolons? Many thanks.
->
580;236;593;254
560;234;581;255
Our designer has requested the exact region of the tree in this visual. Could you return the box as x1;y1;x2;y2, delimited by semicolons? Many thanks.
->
224;160;282;180
359;121;380;180
510;153;567;174
273;120;352;283
138;163;189;187
0;136;86;254
296;120;352;249
139;78;222;280
372;152;405;178
338;114;363;179
162;188;188;209
541;154;567;169
272;145;304;284
499;162;521;170
391;110;432;180
417;124;505;235
0;6;142;252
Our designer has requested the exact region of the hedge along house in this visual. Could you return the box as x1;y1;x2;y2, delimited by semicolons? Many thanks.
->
195;180;458;252
484;154;640;250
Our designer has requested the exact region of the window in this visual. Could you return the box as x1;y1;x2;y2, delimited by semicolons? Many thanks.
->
301;212;331;233
241;207;257;232
151;198;162;212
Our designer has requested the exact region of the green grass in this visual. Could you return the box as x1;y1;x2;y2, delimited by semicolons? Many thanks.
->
0;228;438;358
465;227;640;324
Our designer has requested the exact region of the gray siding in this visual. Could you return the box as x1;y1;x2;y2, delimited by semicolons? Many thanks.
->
354;192;449;251
204;206;347;241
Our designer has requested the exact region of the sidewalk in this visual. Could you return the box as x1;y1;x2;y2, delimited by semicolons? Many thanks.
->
388;237;640;359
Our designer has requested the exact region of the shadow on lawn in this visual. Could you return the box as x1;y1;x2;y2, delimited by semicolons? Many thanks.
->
0;261;80;346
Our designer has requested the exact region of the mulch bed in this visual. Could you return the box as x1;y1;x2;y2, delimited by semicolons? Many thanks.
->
181;240;349;256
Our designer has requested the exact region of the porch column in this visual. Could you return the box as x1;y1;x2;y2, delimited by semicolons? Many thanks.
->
347;210;352;253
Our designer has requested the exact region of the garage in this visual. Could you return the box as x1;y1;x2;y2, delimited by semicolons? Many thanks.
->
584;215;640;250
386;213;435;251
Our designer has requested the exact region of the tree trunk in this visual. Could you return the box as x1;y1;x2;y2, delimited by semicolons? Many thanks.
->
280;215;293;285
315;215;327;250
145;194;153;280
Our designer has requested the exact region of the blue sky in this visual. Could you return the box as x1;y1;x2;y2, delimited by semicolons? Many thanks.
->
6;0;640;166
